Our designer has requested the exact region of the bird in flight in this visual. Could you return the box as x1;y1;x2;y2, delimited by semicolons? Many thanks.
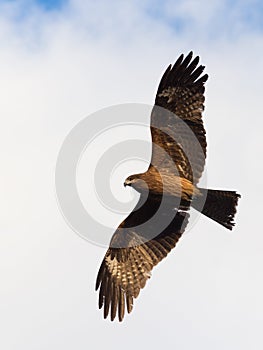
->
95;52;240;322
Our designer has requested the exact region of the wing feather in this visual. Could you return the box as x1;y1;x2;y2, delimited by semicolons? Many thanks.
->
95;195;189;321
151;52;208;183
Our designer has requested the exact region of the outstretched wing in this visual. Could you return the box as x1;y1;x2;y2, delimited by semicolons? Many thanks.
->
95;195;189;322
150;51;208;184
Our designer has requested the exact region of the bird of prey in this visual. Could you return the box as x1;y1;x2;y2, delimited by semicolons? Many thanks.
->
95;52;240;322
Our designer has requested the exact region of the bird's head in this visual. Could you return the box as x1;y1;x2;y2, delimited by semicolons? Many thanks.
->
124;175;138;187
124;174;148;192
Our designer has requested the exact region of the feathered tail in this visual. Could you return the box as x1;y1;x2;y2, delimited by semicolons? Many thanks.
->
192;188;240;230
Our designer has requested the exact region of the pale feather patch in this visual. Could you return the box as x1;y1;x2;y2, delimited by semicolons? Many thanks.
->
106;256;119;276
158;87;177;103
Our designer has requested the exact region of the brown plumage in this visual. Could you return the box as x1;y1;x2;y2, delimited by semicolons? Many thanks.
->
96;195;189;321
95;52;240;321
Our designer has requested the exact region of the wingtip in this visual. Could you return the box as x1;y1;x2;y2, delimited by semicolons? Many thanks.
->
186;51;193;59
178;53;184;60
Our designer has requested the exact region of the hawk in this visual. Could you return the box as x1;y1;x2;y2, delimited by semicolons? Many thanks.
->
95;52;240;321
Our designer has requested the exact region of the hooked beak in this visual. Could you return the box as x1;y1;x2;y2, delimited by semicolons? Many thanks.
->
124;179;131;187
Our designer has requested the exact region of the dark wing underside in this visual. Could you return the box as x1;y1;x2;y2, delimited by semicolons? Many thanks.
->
150;51;208;184
95;194;189;321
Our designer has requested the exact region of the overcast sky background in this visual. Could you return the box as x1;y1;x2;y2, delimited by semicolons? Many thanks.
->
0;0;263;349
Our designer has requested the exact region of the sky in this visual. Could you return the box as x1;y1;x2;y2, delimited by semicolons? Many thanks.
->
1;0;263;349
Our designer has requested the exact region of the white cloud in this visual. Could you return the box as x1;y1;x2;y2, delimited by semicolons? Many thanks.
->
0;1;262;349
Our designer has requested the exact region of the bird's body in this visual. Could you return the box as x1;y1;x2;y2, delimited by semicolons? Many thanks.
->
95;52;240;322
125;169;199;202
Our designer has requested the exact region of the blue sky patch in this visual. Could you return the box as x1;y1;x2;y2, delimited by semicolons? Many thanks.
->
34;0;67;10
